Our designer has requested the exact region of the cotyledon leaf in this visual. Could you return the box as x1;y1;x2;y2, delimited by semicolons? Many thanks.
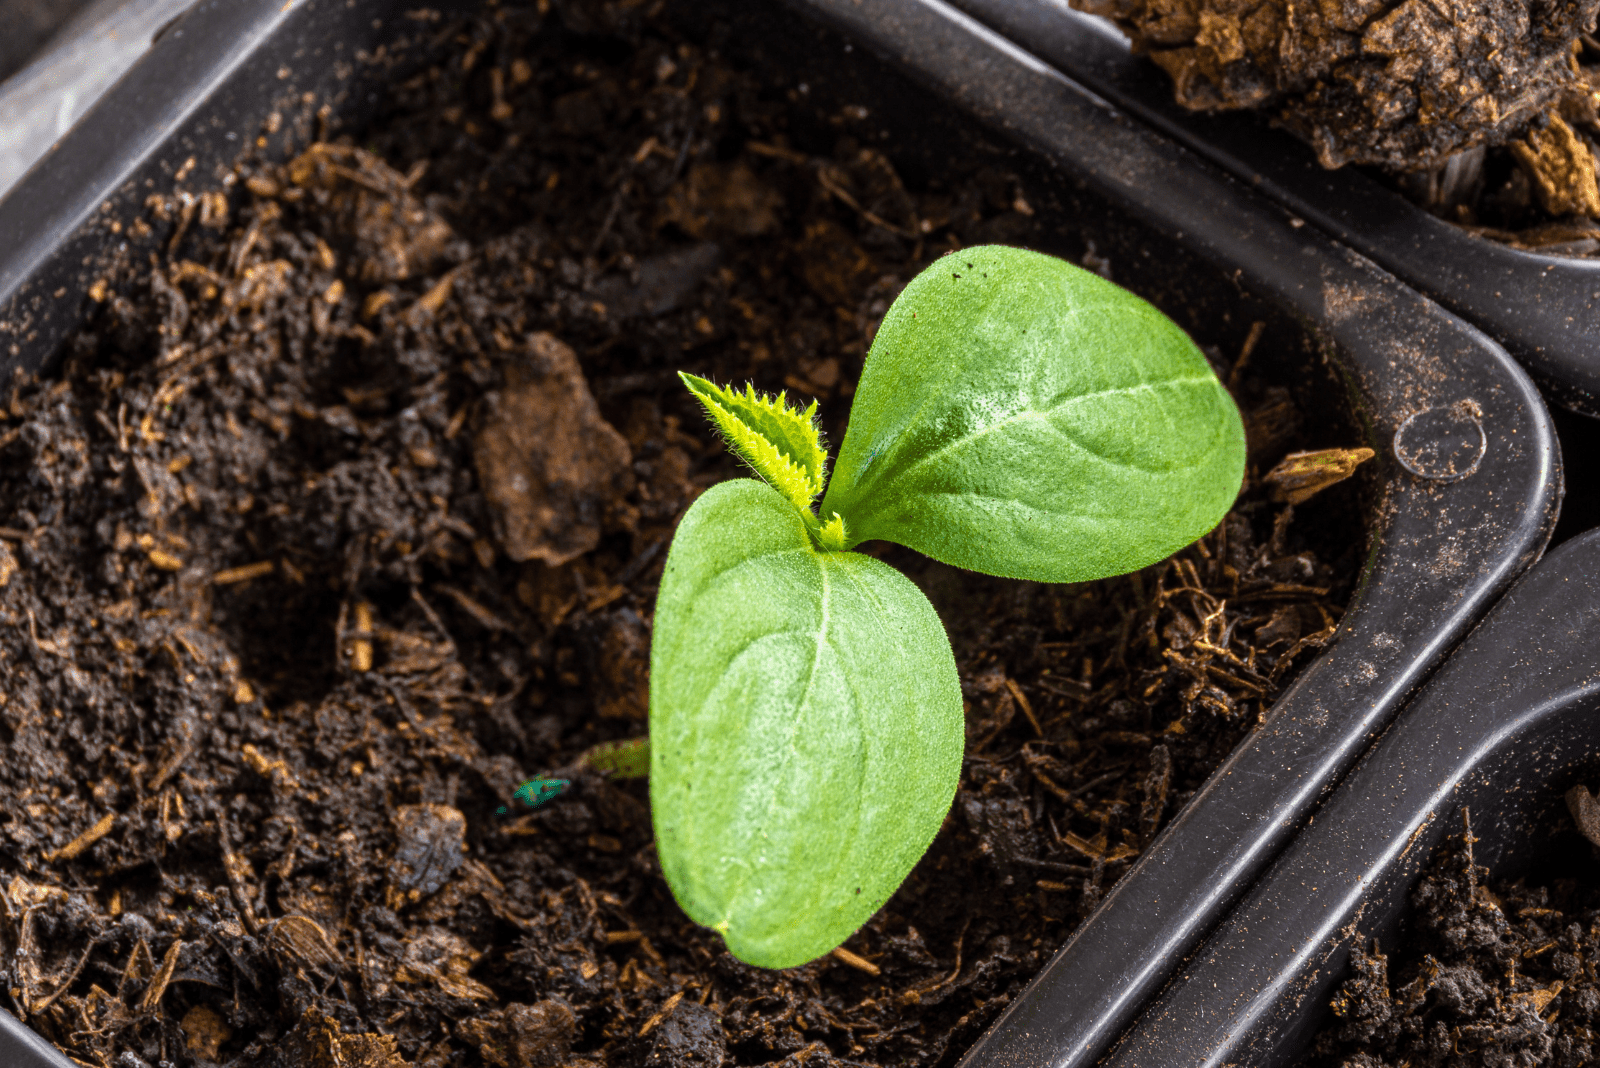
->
680;372;828;512
820;245;1246;583
649;479;962;968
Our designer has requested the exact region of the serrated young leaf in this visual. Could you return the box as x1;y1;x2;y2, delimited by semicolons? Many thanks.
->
817;512;848;552
680;372;827;512
650;479;962;969
820;245;1246;583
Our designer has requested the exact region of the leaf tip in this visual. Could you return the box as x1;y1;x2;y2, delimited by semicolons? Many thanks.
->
678;370;830;514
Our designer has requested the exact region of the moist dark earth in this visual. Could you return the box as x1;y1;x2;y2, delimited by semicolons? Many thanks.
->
1074;0;1600;255
1074;0;1599;170
0;5;1359;1067
1305;813;1600;1068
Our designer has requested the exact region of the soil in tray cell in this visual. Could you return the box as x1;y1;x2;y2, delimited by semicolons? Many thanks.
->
1307;806;1600;1068
0;5;1360;1067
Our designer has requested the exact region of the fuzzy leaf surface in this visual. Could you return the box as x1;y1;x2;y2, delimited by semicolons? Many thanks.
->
680;373;827;511
821;245;1246;582
650;479;962;968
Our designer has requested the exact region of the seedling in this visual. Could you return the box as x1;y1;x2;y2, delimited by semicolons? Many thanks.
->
650;245;1245;969
493;740;650;814
495;778;569;815
582;737;651;779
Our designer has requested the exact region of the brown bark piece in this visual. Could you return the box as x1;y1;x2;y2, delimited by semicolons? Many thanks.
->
1566;784;1600;846
1263;446;1376;504
267;914;342;975
474;333;633;566
1077;0;1600;169
458;1001;578;1068
1509;114;1600;216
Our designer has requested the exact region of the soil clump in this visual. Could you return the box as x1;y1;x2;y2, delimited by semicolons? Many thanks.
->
1307;808;1600;1068
1077;0;1600;255
0;5;1358;1066
1073;0;1600;170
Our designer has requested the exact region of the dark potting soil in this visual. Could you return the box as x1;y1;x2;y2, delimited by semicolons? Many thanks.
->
0;5;1361;1066
1068;0;1600;257
1069;0;1593;172
1304;811;1600;1068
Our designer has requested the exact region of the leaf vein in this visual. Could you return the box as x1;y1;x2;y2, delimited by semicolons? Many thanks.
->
885;373;1222;485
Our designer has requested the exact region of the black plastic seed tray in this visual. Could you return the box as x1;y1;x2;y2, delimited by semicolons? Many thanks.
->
946;0;1600;417
0;0;1563;1065
1100;525;1600;1068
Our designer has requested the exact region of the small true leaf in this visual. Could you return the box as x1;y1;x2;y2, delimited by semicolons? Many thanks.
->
680;373;828;512
650;479;962;969
820;245;1245;583
581;737;651;779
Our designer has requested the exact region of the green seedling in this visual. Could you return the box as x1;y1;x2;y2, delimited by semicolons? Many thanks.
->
650;245;1246;969
495;740;650;817
495;778;569;815
581;737;651;779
